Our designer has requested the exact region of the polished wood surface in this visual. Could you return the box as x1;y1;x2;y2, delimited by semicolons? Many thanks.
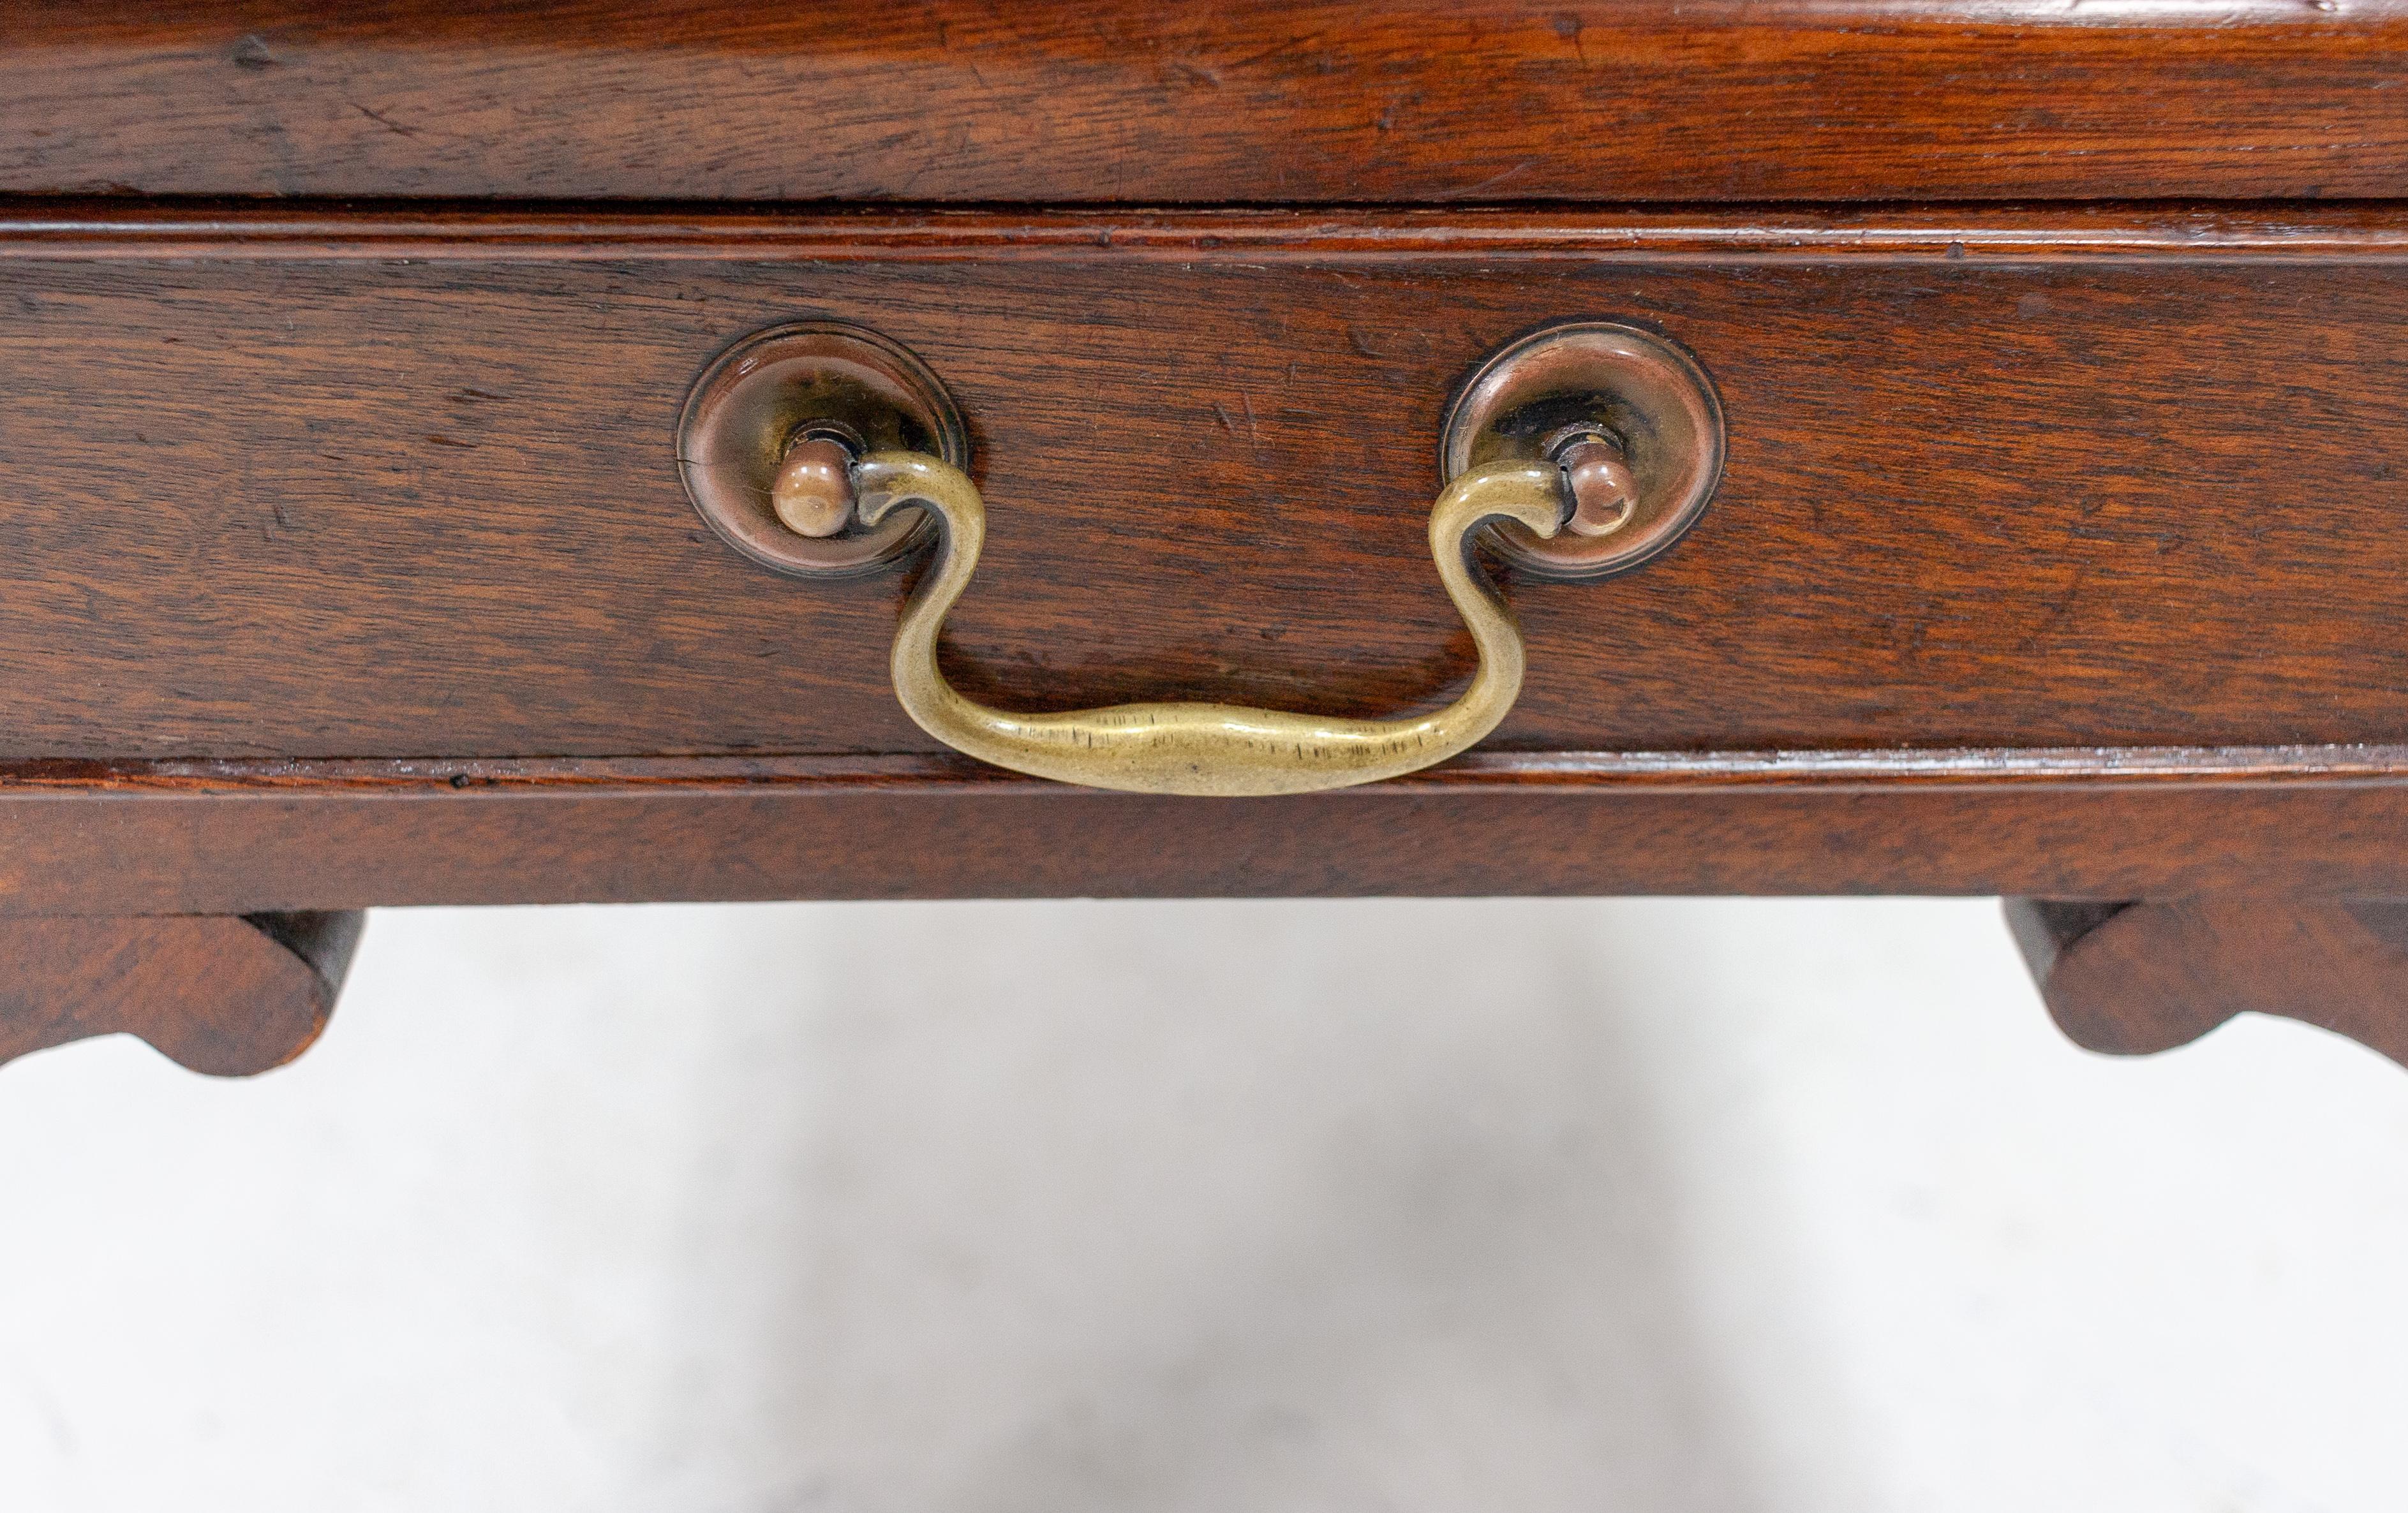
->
8;1;2408;203
11;768;2408;914
0;911;363;1074
16;203;2408;261
6;208;2408;764
11;6;2408;1077
2009;898;2408;1069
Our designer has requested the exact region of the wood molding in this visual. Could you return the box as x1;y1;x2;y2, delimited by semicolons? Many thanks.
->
6;781;2408;913
5;744;2408;795
0;912;366;1075
10;204;2408;264
2007;898;2408;1068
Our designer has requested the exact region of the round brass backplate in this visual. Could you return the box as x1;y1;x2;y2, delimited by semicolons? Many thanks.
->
1440;321;1725;580
678;321;970;577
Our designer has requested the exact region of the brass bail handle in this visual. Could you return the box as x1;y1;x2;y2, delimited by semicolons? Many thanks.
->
814;447;1566;796
677;320;1725;797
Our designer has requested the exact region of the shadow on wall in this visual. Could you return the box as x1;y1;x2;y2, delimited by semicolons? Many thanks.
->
659;900;1854;1513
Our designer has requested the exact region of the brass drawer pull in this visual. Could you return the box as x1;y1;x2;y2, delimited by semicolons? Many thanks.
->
851;448;1559;796
679;320;1723;796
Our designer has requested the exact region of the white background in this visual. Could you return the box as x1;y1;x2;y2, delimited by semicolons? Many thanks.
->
3;898;2403;1512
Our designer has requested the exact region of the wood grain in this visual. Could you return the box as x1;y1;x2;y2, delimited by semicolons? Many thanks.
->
7;1;2408;202
2008;897;2408;1068
15;203;2408;263
9;778;2408;913
15;743;2408;793
5;209;2408;761
0;910;363;1074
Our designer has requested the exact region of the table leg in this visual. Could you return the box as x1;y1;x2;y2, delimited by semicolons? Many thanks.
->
0;911;365;1075
2007;897;2408;1068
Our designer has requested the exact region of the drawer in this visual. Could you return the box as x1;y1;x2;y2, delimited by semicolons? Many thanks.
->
3;207;2407;767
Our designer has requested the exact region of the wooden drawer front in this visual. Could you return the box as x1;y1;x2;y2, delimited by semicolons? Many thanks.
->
4;210;2407;764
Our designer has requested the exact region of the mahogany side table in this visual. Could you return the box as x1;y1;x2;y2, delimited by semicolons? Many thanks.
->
4;3;2408;1075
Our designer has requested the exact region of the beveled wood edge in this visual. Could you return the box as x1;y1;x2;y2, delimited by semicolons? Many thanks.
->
8;744;2408;795
26;1;2402;38
9;780;2408;913
11;203;2408;262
